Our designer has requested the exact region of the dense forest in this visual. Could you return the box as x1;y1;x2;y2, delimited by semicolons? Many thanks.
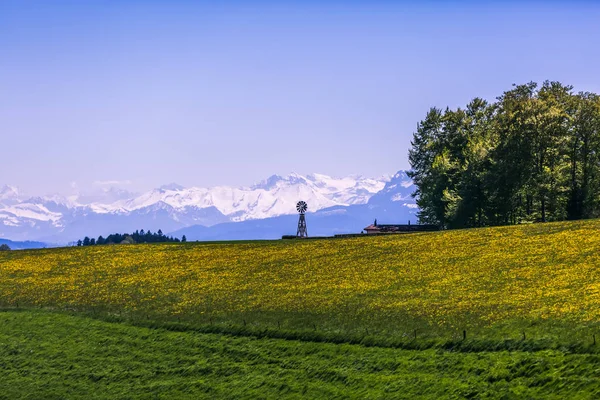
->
77;229;186;246
409;81;600;228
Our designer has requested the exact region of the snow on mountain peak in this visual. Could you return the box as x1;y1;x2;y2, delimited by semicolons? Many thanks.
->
90;172;389;219
158;183;185;191
251;174;287;190
0;185;20;200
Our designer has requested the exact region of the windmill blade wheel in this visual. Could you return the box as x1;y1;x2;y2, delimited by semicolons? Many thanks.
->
296;201;307;214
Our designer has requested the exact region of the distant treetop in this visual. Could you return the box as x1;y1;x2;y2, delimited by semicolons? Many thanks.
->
77;229;183;246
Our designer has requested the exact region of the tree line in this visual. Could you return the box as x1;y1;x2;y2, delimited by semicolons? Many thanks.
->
409;81;600;228
77;229;187;246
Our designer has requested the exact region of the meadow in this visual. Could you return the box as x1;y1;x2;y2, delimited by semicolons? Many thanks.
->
1;219;600;344
3;220;600;397
2;310;600;399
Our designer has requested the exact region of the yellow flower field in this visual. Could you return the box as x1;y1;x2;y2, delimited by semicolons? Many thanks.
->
1;219;600;337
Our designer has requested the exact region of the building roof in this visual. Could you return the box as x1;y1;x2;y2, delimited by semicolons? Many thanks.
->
364;224;380;230
363;222;439;232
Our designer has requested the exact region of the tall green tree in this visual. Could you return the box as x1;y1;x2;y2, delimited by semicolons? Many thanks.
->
447;98;496;228
408;107;447;226
569;92;600;219
408;81;600;229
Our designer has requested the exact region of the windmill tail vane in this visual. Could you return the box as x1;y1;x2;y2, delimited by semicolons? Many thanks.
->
296;201;308;238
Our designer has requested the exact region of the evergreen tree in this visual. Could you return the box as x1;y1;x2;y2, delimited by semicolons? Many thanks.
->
78;229;186;246
408;107;447;226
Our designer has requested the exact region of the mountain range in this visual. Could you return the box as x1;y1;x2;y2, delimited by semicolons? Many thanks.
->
0;238;49;250
0;171;417;244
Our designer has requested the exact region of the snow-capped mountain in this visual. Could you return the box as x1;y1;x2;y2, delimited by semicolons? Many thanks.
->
365;171;416;208
172;171;419;241
87;173;388;219
0;185;22;205
0;172;412;243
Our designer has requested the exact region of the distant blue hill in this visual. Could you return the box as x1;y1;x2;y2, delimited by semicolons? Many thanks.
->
0;238;49;250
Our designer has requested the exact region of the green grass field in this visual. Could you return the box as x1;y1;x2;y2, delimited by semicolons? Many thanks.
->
3;219;600;397
3;310;600;399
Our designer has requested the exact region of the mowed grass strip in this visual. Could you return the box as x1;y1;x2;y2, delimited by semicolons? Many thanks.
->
2;310;600;399
1;219;600;341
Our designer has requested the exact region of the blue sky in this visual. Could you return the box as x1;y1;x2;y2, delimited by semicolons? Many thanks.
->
2;1;599;194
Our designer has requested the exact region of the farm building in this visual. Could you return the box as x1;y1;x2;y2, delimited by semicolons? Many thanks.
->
363;219;439;234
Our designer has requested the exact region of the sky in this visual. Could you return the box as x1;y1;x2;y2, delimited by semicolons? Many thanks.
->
2;1;600;195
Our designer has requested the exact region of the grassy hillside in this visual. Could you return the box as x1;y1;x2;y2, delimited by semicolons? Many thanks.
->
1;219;600;344
2;310;600;399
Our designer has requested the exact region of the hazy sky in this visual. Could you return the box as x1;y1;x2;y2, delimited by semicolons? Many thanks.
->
2;1;600;195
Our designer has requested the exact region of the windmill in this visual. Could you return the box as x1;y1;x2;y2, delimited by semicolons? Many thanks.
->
296;201;308;238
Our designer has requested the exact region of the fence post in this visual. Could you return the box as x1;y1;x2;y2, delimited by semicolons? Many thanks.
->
463;330;466;340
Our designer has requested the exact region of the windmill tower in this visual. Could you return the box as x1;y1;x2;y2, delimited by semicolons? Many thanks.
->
296;201;308;238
